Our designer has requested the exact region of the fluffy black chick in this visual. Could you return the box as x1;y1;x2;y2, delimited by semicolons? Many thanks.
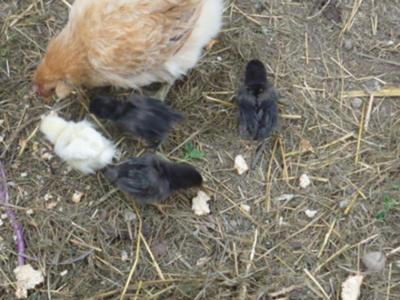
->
236;59;278;140
89;95;183;147
104;154;203;204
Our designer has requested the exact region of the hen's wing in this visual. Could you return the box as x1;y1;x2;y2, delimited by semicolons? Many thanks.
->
74;0;202;78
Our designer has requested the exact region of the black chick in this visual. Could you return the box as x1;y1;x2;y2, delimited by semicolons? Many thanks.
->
89;95;183;147
236;59;278;140
104;154;203;205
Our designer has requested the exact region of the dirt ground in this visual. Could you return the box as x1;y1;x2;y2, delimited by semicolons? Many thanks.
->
1;0;400;299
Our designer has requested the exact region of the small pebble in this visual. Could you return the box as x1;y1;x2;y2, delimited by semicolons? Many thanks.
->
289;241;303;250
362;251;386;272
0;219;3;226
121;250;129;261
339;199;349;208
363;79;382;93
351;97;363;109
124;211;136;222
343;39;353;50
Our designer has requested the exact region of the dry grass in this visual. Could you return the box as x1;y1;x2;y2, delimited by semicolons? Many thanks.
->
1;0;400;299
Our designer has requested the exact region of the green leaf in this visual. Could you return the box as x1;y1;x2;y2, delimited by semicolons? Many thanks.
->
393;183;400;190
375;210;386;221
184;142;205;161
383;195;396;210
376;195;397;221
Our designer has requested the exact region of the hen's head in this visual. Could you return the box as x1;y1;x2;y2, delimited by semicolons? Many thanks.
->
33;35;79;101
33;59;73;101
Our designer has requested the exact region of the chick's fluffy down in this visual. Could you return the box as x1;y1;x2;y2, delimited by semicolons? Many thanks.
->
40;113;116;174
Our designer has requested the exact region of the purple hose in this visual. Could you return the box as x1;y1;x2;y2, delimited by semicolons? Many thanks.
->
0;161;25;266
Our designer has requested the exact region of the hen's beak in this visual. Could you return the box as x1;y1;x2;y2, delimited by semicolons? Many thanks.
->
32;84;54;103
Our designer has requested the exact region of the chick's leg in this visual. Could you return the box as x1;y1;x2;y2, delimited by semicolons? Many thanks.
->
151;203;172;215
154;82;173;102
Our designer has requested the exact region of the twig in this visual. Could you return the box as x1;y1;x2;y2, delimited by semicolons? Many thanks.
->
340;0;364;38
265;138;279;212
315;244;350;273
238;229;258;300
386;263;392;300
355;103;366;164
251;141;268;170
304;269;330;300
0;161;25;266
364;94;374;131
318;219;337;258
120;203;142;300
269;285;303;298
342;87;400;98
278;137;289;183
139;232;165;280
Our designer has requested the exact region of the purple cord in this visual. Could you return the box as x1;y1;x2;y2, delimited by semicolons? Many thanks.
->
0;161;25;266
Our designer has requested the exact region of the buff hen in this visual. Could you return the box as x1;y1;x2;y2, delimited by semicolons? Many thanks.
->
33;0;224;101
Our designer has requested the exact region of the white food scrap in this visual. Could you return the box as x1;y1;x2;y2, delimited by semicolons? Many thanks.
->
274;194;295;202
192;191;211;216
72;191;84;203
299;173;311;188
46;201;58;210
304;209;317;219
234;155;249;175
43;193;53;201
341;274;363;300
14;264;44;299
239;204;251;213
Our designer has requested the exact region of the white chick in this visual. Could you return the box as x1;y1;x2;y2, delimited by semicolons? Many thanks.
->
40;112;116;174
